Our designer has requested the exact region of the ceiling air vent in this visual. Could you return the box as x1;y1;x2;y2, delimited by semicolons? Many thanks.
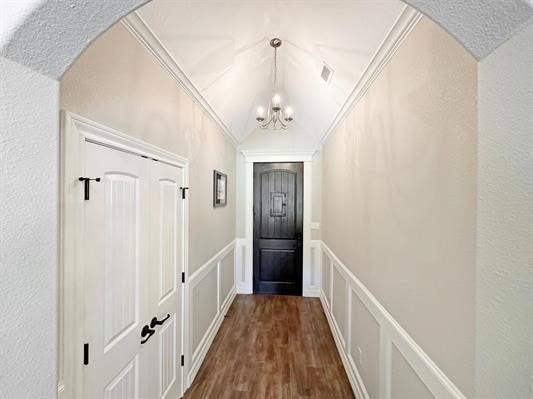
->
320;63;334;84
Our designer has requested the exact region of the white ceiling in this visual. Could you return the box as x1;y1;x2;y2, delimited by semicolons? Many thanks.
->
137;0;406;143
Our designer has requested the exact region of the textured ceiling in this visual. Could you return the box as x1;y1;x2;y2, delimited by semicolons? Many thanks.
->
137;0;406;143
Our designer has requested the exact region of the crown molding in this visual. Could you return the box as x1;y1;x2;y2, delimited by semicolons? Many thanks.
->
320;6;422;145
121;12;239;147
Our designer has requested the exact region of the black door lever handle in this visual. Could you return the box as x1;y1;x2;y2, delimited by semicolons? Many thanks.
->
150;314;170;329
140;325;155;344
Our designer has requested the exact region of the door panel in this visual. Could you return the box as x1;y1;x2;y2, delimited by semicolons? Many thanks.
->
253;162;303;295
104;357;139;399
103;174;139;349
158;179;178;303
84;142;148;398
149;161;183;399
159;315;177;398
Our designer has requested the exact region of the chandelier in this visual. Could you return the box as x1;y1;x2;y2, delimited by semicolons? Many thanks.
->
256;38;294;130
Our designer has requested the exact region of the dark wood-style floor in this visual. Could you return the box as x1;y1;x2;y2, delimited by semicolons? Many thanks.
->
184;295;354;399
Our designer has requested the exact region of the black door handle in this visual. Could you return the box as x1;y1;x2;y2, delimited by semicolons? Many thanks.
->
140;325;155;344
150;314;170;329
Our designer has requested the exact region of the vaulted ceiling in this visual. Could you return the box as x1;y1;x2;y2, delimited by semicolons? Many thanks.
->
136;0;406;143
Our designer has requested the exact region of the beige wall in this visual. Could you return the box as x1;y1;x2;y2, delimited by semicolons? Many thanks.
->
322;17;477;396
61;23;236;274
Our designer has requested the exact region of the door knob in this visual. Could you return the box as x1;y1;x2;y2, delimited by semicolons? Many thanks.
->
140;325;155;344
150;314;170;329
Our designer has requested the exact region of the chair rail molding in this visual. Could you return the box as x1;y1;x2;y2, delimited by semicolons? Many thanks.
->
238;149;319;297
319;240;466;399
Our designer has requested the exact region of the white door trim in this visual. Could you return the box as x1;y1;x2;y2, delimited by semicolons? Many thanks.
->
239;149;319;297
59;111;190;398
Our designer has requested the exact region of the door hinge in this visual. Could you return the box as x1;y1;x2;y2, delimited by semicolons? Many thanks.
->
181;272;185;283
180;187;189;199
83;343;89;365
79;177;101;200
181;355;184;367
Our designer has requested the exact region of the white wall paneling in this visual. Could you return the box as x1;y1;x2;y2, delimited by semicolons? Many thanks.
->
239;150;319;297
235;238;250;294
306;240;322;297
187;240;236;386
320;241;466;399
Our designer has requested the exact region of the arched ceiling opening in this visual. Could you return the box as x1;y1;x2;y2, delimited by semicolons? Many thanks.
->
0;0;533;142
2;0;532;80
1;0;532;143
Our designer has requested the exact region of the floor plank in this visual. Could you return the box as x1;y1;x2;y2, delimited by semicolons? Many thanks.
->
184;295;355;399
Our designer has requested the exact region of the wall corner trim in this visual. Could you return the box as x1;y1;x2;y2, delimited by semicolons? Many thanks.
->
121;12;239;147
319;6;422;145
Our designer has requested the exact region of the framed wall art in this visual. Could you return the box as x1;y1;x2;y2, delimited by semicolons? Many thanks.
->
213;170;227;207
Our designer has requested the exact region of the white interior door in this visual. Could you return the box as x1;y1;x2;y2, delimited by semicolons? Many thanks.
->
82;142;183;398
83;142;149;398
145;160;184;399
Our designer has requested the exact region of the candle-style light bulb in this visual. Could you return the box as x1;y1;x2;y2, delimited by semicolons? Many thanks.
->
285;106;293;122
256;106;265;122
272;94;281;112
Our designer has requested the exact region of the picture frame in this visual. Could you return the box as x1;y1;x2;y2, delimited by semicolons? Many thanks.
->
213;170;227;207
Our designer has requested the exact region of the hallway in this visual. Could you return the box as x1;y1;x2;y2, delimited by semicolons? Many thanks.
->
184;295;354;398
2;0;531;397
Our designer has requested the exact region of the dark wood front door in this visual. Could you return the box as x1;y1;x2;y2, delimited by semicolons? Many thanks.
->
253;162;303;295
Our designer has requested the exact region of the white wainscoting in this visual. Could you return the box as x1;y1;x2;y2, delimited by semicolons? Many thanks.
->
235;238;251;294
319;241;466;399
187;240;236;387
304;240;322;297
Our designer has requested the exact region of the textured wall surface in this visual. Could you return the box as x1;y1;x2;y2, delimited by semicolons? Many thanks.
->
1;0;532;80
321;17;477;395
476;21;533;398
0;56;59;398
61;23;236;274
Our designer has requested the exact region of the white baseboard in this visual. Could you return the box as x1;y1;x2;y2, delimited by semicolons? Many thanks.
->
303;289;321;297
235;286;253;294
186;241;236;388
320;294;369;399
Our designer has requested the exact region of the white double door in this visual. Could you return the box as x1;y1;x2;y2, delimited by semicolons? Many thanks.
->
82;142;183;398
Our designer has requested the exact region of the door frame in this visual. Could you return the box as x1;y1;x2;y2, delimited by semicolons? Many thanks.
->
240;149;318;297
59;111;189;398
